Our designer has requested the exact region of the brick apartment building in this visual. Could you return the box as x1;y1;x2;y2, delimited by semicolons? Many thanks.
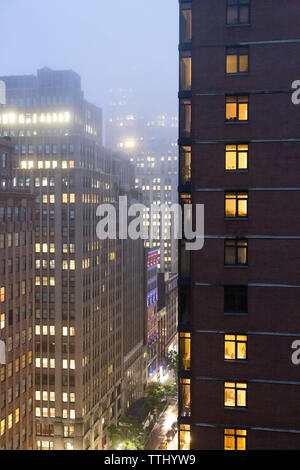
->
178;0;300;450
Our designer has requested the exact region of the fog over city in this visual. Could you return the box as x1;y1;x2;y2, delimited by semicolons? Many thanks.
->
0;0;178;119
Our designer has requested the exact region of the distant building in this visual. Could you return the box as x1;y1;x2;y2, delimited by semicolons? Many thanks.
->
157;272;178;370
145;249;159;379
0;137;35;450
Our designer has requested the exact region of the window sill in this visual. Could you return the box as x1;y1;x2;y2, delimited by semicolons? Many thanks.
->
224;265;248;268
224;407;248;411
224;218;248;221
225;24;251;28
225;170;248;173
224;312;248;316
224;360;248;364
225;121;249;125
226;73;249;78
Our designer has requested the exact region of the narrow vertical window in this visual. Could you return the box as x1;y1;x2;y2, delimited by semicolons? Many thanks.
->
180;4;192;43
180;53;192;91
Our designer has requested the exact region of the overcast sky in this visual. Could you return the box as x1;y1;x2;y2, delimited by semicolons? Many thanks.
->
0;0;178;118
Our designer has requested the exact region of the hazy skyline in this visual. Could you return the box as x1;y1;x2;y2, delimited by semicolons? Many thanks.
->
0;0;178;119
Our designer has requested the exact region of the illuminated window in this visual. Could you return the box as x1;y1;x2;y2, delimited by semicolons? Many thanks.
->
8;413;12;429
225;192;248;218
227;0;250;25
179;424;190;450
179;332;191;371
180;3;192;43
226;96;248;122
225;144;248;170
180;53;192;91
1;418;5;436
179;378;191;417
224;428;247;450
225;334;247;360
0;287;5;302
15;408;20;424
225;239;248;266
226;47;249;74
224;382;247;408
0;313;5;329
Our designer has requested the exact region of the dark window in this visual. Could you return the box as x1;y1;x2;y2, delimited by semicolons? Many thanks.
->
224;286;248;314
225;239;248;266
227;0;250;25
226;47;249;74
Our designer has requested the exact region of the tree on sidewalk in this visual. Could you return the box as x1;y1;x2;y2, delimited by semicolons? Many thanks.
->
108;416;145;450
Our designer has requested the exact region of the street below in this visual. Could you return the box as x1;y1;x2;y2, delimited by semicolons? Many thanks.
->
145;398;178;450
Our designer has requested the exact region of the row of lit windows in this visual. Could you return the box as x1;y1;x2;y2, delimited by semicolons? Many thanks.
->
35;408;76;419
0;409;21;436
35;325;75;336
0;353;33;381
0;111;71;126
21;160;75;169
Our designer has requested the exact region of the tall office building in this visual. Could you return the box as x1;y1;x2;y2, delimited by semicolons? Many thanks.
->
0;68;146;450
178;0;300;450
0;137;35;450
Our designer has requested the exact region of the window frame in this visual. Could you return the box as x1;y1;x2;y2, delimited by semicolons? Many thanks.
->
226;0;251;26
225;46;249;75
225;95;249;122
224;381;248;408
224;428;247;451
225;191;248;219
224;286;248;316
224;239;248;266
224;334;248;361
225;144;249;171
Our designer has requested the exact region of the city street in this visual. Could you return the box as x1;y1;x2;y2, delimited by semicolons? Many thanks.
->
145;399;178;450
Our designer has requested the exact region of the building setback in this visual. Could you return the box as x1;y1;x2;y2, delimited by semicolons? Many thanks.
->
0;137;35;450
0;68;146;450
178;0;300;450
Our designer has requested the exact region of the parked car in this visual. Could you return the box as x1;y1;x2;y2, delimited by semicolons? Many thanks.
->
171;421;178;431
